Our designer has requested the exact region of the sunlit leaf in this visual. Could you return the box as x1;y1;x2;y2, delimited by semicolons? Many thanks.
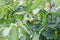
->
9;25;18;40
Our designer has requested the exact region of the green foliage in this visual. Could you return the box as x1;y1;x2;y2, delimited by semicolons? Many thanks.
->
0;0;60;40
